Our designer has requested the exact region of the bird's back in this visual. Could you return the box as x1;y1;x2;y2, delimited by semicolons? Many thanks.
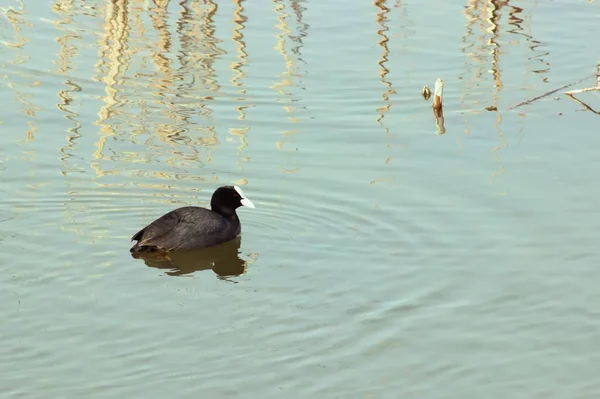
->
131;206;240;252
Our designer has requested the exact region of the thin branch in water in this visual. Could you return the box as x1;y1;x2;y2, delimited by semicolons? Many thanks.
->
508;73;596;110
562;62;600;115
564;93;600;115
564;87;600;95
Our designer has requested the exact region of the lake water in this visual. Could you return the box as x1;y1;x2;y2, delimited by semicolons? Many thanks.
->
1;0;599;397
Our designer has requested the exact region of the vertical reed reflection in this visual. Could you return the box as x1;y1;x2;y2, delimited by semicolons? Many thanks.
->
172;0;223;145
374;0;396;127
229;0;250;166
148;0;179;145
48;0;94;238
272;0;294;104
460;0;549;110
461;0;551;185
199;0;222;93
176;0;222;160
231;0;248;107
88;0;227;181
162;0;203;165
488;1;502;93
461;0;490;108
52;0;83;169
289;0;308;63
374;0;396;167
486;1;507;185
2;0;30;49
2;0;39;149
272;0;307;160
57;80;83;169
461;0;550;187
506;4;550;79
51;0;79;75
93;0;130;174
461;0;507;183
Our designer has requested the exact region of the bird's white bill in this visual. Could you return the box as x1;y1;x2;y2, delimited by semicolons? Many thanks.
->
240;198;255;208
234;185;255;208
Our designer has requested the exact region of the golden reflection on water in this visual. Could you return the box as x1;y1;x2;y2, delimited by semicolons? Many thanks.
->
57;81;83;168
3;1;571;218
460;0;550;108
374;0;395;128
148;0;174;95
507;3;550;79
460;0;549;186
484;0;506;185
51;1;80;75
50;0;84;237
85;0;233;179
2;0;30;49
93;0;129;177
46;0;244;239
231;0;248;104
171;0;223;154
229;0;250;166
272;0;307;156
272;0;293;98
2;0;39;153
41;0;313;186
289;0;308;61
171;1;221;154
156;1;205;163
146;0;188;148
374;0;397;175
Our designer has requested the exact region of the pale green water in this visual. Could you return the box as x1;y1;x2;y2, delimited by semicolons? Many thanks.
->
1;0;600;397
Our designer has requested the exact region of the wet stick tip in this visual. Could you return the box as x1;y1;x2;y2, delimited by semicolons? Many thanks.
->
432;78;444;110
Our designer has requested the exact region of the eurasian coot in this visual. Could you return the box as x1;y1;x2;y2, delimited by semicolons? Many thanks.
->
130;185;254;253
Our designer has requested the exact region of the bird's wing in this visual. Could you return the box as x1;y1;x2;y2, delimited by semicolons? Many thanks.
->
132;207;226;250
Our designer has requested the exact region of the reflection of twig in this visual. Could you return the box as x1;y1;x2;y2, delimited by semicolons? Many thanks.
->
563;62;600;115
432;78;445;135
508;73;596;110
565;94;600;115
433;106;445;135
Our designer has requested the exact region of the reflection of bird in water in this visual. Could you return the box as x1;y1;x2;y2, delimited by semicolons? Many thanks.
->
130;186;255;253
133;236;247;278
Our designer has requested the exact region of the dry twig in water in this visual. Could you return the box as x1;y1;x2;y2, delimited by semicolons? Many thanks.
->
563;62;600;115
508;73;596;110
432;78;445;135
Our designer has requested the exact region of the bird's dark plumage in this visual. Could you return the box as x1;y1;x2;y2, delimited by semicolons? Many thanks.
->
130;185;254;253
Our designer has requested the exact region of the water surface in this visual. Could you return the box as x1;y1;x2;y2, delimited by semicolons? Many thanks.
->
1;0;600;397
